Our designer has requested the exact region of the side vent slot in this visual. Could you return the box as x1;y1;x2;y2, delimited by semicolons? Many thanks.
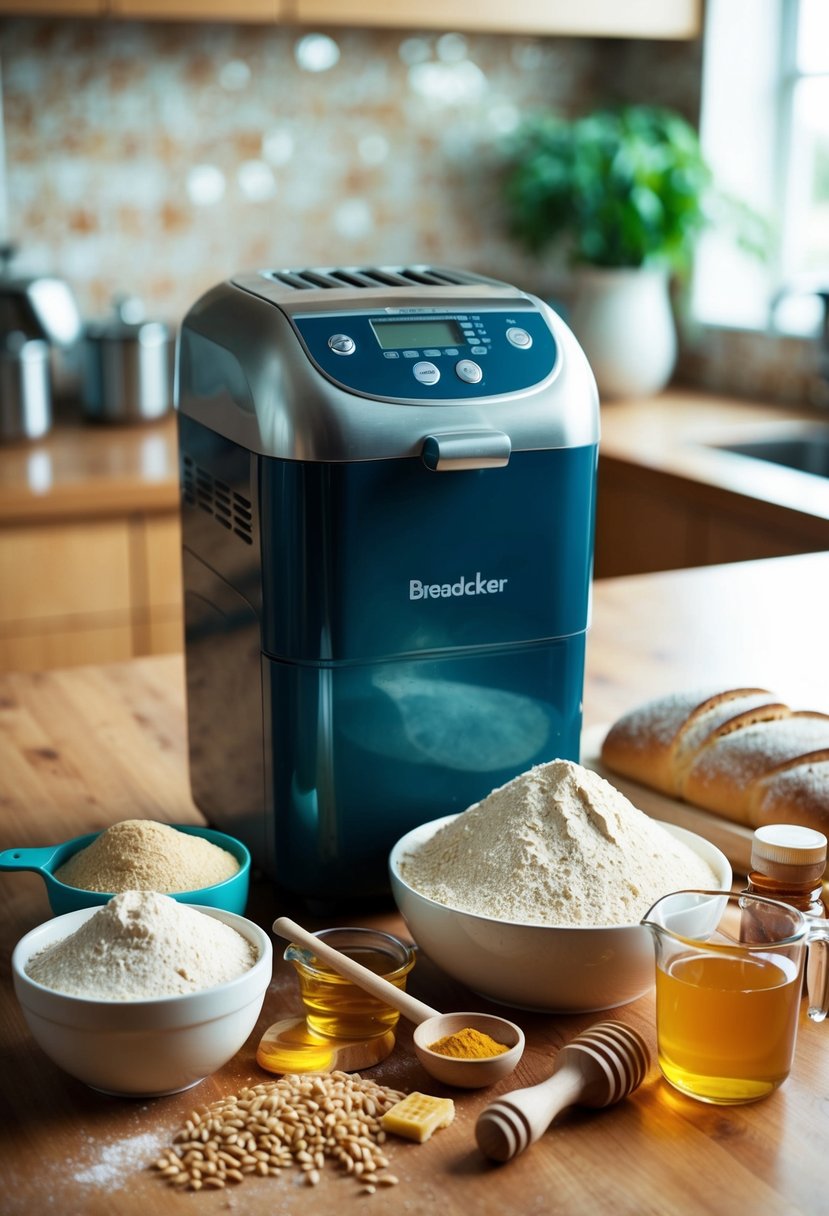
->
181;456;253;544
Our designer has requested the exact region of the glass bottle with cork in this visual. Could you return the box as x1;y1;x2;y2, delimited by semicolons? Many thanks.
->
744;824;827;919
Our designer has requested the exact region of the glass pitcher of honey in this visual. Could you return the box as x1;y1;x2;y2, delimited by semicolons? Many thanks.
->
642;890;829;1105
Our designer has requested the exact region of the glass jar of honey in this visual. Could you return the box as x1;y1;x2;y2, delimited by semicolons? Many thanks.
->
285;926;416;1041
744;824;827;920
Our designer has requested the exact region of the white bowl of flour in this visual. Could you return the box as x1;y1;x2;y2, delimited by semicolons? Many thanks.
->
12;892;272;1096
389;759;731;1013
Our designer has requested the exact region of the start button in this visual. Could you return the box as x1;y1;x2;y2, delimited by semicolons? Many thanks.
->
413;361;440;386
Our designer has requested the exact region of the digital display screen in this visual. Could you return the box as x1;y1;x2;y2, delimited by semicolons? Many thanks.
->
370;318;465;350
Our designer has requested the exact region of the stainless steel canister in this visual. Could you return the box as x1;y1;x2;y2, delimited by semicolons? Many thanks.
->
0;333;52;442
82;298;175;423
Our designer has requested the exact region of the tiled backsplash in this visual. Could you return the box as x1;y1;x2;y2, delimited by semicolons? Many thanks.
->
1;18;699;326
2;17;824;407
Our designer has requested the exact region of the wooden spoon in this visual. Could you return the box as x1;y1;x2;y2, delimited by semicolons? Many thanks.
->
475;1020;650;1162
273;916;525;1088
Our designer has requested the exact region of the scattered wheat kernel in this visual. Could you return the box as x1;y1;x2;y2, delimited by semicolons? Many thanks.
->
379;1174;399;1187
361;1185;377;1196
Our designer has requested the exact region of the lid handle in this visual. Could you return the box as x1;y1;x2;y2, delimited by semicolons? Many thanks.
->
422;430;511;472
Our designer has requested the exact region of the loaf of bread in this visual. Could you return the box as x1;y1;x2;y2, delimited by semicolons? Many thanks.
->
600;688;829;834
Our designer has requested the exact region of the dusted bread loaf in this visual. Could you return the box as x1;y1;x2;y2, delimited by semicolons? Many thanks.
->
600;688;829;833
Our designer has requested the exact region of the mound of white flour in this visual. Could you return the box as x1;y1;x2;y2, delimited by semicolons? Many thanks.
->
26;890;257;999
400;759;718;926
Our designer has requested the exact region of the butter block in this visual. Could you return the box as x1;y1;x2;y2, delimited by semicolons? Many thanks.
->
380;1092;455;1143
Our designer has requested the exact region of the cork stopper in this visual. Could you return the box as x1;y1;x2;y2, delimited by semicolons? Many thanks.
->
751;824;828;882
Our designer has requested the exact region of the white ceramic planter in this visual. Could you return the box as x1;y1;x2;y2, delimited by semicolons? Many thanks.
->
566;266;677;400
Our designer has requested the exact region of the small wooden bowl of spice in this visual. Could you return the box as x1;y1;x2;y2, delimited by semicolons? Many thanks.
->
412;1012;525;1089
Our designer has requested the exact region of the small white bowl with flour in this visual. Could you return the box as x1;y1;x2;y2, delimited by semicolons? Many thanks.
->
389;760;731;1013
12;892;272;1096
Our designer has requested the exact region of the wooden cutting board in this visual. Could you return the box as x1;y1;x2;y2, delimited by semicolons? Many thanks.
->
581;724;754;875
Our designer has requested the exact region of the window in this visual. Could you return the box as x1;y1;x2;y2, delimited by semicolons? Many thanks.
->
693;0;829;335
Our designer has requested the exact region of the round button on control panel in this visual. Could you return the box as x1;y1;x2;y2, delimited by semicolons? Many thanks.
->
506;326;532;349
413;360;440;386
327;333;356;355
455;358;483;385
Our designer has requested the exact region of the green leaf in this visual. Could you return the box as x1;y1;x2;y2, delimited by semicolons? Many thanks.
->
500;103;765;274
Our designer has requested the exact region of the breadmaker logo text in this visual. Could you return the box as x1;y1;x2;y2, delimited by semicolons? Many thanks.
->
409;573;509;600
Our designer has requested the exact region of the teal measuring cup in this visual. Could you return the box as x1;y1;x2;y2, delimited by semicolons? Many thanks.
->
0;825;251;916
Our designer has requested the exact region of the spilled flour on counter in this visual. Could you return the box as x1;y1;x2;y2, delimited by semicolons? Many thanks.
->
72;1130;169;1189
25;890;257;999
400;758;718;926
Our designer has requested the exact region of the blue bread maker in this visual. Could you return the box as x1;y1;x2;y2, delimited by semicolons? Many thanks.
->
177;265;599;904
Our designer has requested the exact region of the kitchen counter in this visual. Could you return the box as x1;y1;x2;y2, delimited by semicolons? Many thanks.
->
1;551;828;1216
0;408;178;524
1;389;827;527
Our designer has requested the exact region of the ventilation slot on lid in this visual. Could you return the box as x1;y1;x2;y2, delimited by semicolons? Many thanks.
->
269;270;316;291
263;265;480;291
181;456;253;544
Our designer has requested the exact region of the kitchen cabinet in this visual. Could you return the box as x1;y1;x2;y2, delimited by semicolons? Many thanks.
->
0;511;182;671
0;0;282;14
594;458;829;578
289;0;701;39
0;0;701;36
0;0;105;12
595;392;829;579
136;512;184;656
0;517;133;671
0;413;182;673
108;0;281;19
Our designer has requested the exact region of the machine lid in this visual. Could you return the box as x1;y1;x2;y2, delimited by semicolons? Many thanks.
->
178;267;600;461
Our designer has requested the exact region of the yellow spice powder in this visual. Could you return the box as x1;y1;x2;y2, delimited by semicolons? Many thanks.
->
428;1026;509;1059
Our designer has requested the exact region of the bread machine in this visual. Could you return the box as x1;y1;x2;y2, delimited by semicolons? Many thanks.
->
177;265;599;904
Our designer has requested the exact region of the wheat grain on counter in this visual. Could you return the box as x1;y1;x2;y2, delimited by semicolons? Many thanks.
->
152;1071;406;1193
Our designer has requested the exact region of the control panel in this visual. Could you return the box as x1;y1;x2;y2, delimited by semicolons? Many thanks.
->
290;307;558;401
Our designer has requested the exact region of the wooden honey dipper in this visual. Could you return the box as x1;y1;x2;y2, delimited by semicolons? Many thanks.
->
475;1020;650;1163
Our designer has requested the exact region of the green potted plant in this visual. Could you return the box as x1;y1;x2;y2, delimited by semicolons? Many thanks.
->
501;105;725;397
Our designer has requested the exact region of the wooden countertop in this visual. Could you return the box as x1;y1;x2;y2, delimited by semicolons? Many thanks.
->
1;389;828;526
1;553;828;1216
0;407;179;523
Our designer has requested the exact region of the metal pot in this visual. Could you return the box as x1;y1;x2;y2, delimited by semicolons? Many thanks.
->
0;243;83;401
0;332;52;443
82;297;175;424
